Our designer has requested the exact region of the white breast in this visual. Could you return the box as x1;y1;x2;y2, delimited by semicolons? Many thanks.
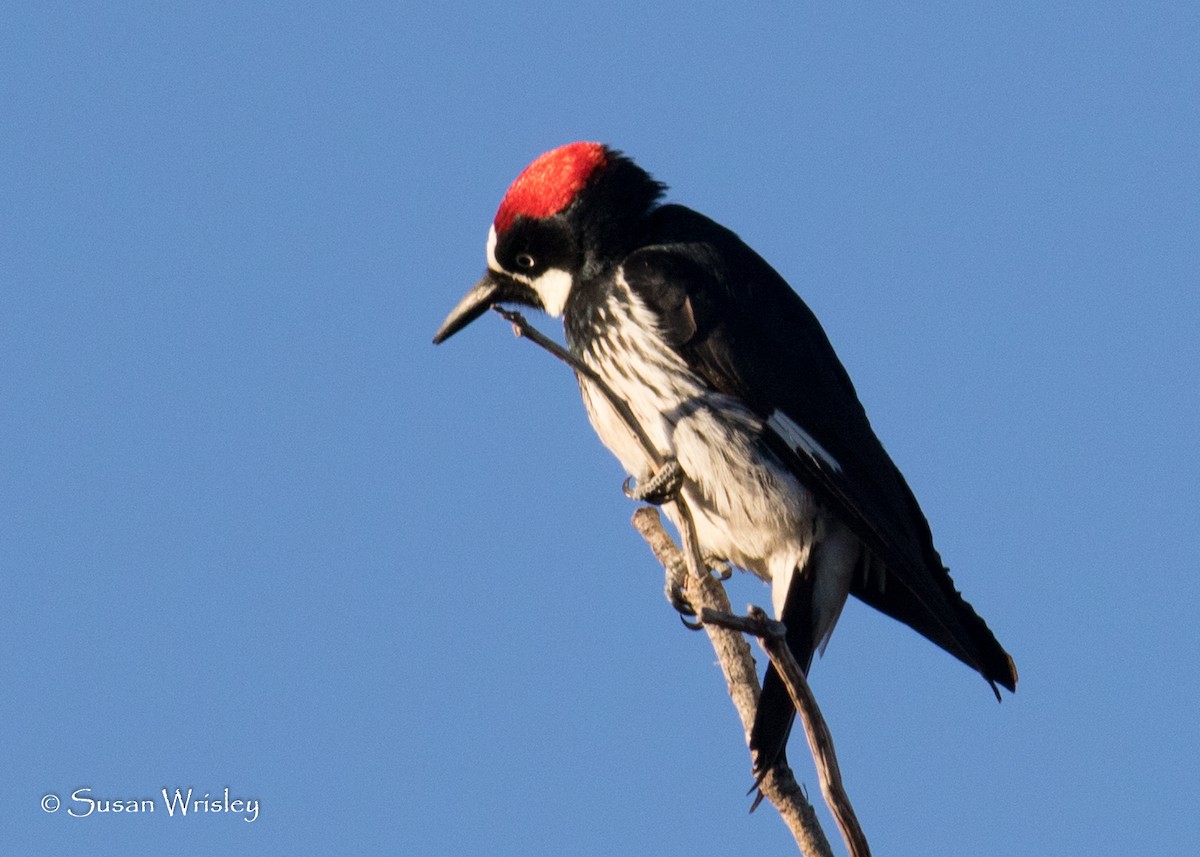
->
573;282;822;612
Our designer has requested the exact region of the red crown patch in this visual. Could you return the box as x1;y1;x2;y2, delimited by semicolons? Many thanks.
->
494;142;608;234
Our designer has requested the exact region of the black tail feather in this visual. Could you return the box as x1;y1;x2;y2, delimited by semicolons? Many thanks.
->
749;555;818;774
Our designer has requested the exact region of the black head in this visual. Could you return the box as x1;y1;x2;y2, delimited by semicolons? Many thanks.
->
433;142;665;343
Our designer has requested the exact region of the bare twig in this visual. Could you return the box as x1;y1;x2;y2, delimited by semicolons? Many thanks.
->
631;508;762;741
493;307;662;467
493;307;867;857
493;306;713;609
632;509;833;857
704;606;872;857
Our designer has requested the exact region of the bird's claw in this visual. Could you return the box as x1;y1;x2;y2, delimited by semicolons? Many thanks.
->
667;581;693;614
623;458;684;505
706;556;733;581
667;582;704;630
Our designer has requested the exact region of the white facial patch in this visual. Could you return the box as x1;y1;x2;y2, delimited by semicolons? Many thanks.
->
486;224;500;272
527;268;573;317
767;410;843;473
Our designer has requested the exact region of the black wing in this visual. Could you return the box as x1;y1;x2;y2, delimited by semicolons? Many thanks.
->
629;204;1017;769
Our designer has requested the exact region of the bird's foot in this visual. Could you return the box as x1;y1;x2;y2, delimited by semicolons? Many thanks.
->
664;555;732;631
706;556;733;581
667;584;704;630
623;458;684;505
662;552;702;629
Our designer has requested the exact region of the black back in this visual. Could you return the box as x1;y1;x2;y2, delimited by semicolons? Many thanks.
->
621;203;1016;769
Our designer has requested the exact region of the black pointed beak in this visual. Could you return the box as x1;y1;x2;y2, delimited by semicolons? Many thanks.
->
433;273;502;344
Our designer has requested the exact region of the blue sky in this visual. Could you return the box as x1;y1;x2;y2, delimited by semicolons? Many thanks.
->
3;2;1197;855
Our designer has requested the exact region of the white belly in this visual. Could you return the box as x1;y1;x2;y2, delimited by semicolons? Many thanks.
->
578;371;815;612
569;288;858;656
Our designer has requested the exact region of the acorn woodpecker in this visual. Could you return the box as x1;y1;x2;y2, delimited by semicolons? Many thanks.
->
433;142;1017;773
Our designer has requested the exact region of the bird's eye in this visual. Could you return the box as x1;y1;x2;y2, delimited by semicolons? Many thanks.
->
515;253;536;269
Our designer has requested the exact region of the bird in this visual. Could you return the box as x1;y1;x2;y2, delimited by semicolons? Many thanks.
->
433;142;1017;776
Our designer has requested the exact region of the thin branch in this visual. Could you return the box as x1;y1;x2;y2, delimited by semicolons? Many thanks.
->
703;607;872;857
493;306;715;608
631;508;762;741
493;307;663;468
493;307;867;857
632;509;833;857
